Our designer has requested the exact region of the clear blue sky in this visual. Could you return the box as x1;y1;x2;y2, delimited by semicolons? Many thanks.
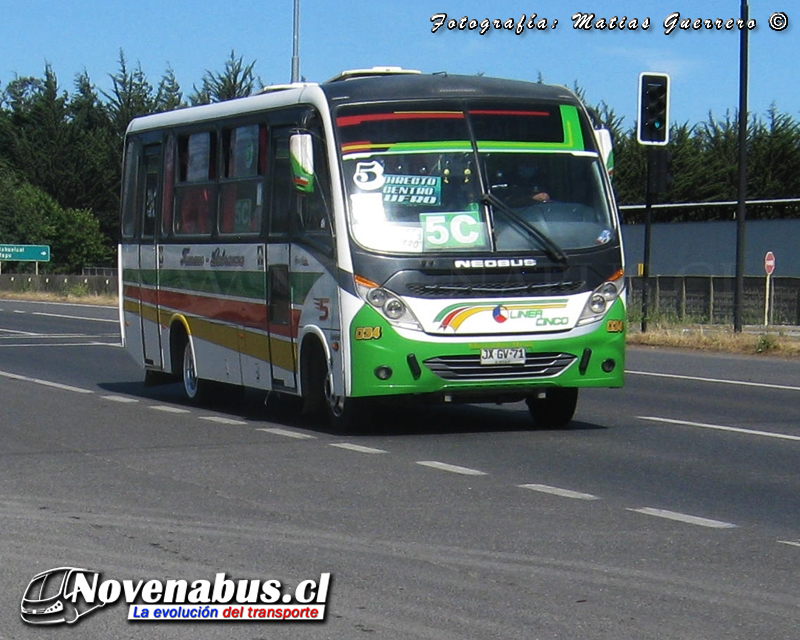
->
0;0;795;129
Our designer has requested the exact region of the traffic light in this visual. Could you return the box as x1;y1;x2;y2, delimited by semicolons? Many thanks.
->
637;72;670;145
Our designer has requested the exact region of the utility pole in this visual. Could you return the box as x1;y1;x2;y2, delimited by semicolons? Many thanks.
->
733;0;749;332
291;0;301;83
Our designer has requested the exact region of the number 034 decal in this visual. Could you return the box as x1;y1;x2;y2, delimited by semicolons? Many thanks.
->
355;326;382;340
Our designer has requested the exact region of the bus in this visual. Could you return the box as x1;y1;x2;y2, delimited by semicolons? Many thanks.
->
119;67;625;431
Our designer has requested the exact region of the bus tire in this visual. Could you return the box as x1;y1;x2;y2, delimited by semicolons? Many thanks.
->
181;339;211;404
526;388;578;429
326;392;371;434
300;337;370;432
313;352;370;433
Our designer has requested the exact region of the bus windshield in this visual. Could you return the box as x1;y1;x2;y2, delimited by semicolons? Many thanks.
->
336;102;615;255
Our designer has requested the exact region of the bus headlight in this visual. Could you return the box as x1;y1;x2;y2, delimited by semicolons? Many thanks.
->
355;275;422;331
384;297;406;320
578;270;625;326
367;287;389;307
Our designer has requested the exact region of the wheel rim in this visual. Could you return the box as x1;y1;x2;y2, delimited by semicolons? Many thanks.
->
324;368;345;417
183;343;198;399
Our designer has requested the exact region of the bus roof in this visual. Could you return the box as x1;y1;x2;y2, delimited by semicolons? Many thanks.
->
124;82;320;135
320;71;581;107
125;71;583;136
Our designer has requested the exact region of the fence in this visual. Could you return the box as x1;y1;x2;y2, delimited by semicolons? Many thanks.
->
2;274;798;326
627;276;800;326
0;274;117;297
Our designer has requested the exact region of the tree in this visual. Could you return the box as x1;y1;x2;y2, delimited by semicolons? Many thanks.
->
155;65;185;112
189;50;258;104
0;167;109;272
104;50;157;136
748;105;800;203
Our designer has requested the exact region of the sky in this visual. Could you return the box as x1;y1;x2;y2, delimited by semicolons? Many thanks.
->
0;1;795;129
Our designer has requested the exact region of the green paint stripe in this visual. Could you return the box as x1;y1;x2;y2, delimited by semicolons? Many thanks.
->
123;269;265;300
124;268;322;305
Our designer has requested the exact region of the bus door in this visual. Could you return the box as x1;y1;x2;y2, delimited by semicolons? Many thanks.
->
137;144;163;369
265;130;298;390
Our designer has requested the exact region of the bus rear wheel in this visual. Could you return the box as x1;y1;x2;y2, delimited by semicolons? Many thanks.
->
526;388;578;429
182;340;211;404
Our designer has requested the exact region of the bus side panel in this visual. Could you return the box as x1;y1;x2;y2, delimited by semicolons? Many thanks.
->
119;243;145;368
139;244;163;368
290;246;340;393
158;243;269;389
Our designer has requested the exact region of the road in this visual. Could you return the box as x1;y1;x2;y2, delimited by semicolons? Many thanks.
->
1;299;799;639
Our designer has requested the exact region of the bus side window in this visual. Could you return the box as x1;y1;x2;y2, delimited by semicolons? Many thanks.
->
120;139;141;239
142;146;160;239
270;125;332;250
174;132;216;236
299;125;333;245
161;136;175;238
219;124;266;235
269;135;292;237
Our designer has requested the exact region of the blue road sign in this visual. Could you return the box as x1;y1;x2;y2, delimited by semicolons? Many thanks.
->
0;244;51;262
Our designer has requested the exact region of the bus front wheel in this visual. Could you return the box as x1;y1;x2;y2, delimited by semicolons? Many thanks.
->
322;362;371;433
526;388;578;429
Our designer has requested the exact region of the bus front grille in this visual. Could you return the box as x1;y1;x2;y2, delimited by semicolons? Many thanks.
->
423;352;576;381
405;281;585;298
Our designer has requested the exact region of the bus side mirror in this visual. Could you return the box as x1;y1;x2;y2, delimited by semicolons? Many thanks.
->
290;132;315;193
595;128;614;179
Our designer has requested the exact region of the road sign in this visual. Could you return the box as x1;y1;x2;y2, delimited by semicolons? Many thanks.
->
0;244;51;262
764;251;776;276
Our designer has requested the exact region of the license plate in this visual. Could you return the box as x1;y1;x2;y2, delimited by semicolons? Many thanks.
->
480;347;526;366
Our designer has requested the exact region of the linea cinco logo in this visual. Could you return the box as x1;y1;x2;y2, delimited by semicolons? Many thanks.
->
20;567;332;624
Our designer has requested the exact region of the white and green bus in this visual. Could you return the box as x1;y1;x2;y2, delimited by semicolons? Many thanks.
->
119;67;625;431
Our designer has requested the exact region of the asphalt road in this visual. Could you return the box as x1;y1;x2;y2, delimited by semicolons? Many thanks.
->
1;299;799;639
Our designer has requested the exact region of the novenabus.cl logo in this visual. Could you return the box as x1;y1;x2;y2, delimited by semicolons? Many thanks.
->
21;568;332;625
20;567;105;625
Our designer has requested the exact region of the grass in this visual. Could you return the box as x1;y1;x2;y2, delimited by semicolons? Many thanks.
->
0;290;118;307
627;324;800;358
2;290;799;359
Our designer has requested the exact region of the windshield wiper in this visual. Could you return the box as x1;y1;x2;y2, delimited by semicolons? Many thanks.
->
480;191;569;265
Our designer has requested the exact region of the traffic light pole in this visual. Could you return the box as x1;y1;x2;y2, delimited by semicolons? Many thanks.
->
636;72;670;332
641;148;654;333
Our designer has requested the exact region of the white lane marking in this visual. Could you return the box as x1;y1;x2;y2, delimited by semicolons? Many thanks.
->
149;405;191;414
199;416;248;425
629;507;737;529
518;483;600;500
416;461;487;476
640;416;800;443
101;395;139;403
777;540;800;548
628;370;800;393
0;328;38;336
0;341;120;349
30;311;118;323
0;369;93;394
0;333;114;339
255;428;316;440
329;443;387;454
